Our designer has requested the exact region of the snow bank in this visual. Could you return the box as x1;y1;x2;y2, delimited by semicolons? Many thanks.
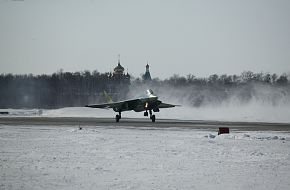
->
41;105;290;123
1;104;290;123
0;109;42;116
205;132;290;141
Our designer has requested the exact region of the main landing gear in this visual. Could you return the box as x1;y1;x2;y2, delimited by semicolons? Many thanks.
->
115;112;121;122
144;110;156;122
115;111;156;123
150;114;156;122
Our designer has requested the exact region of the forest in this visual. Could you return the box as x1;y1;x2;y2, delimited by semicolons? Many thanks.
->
0;70;289;108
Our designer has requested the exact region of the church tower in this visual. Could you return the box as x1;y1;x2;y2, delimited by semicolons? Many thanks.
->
143;62;152;81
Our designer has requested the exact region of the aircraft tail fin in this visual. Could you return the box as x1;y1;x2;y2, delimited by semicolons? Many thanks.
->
146;89;156;97
103;91;113;103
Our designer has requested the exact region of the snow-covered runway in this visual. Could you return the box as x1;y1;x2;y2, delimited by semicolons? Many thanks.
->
1;125;290;190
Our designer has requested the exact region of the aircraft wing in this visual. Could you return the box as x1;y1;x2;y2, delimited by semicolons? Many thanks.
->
85;103;115;109
158;102;180;108
85;99;139;109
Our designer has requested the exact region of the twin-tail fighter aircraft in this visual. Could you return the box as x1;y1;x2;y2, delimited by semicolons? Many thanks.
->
85;89;178;122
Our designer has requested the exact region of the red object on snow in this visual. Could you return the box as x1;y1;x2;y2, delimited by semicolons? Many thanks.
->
218;127;229;135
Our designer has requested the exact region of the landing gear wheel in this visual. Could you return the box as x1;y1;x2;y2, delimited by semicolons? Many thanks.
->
115;114;120;122
151;115;156;122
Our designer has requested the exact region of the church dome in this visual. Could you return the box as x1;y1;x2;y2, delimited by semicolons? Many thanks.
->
114;63;124;73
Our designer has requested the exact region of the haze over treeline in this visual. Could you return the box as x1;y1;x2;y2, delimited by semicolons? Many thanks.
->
0;71;289;109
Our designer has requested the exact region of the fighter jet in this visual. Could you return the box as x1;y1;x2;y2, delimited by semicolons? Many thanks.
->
85;89;178;122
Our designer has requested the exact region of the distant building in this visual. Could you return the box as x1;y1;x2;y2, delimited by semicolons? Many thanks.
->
143;63;152;81
112;55;130;80
113;59;125;76
107;55;130;100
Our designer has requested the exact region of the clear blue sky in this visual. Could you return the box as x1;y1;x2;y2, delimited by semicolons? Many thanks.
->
0;0;290;79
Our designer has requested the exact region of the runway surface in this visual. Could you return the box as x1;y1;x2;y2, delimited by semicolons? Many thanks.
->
1;117;290;131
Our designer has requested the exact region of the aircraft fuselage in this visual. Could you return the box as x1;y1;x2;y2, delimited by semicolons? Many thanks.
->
113;96;159;113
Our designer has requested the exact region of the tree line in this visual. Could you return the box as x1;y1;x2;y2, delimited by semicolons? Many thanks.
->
0;70;130;108
0;71;289;108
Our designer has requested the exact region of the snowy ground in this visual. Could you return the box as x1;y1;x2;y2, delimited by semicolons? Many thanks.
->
1;125;290;190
